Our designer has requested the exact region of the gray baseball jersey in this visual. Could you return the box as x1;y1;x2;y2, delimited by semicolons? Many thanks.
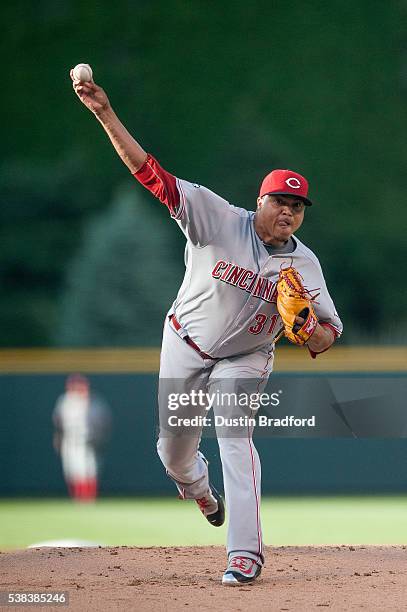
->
134;154;343;358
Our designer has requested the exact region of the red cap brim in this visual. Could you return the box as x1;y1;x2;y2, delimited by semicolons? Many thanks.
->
264;191;313;206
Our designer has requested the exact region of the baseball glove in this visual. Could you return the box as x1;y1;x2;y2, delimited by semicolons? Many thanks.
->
276;265;319;346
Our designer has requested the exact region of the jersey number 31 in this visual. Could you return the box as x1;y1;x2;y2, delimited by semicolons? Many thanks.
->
248;313;279;335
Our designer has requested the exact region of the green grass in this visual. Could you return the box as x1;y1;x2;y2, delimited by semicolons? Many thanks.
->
1;496;406;550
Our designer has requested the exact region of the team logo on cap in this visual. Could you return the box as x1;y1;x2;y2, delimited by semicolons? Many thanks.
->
285;177;301;189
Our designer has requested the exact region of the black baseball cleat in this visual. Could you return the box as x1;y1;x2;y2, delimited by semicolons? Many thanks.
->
196;484;225;527
222;556;262;586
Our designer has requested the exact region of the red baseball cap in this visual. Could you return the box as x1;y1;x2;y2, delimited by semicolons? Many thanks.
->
259;169;312;206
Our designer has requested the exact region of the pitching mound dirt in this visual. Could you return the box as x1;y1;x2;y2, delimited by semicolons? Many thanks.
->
1;545;406;611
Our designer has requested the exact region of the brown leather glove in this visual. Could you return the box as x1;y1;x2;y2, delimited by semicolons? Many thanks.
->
277;265;319;345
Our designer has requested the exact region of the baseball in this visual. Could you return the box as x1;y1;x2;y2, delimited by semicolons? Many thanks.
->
73;63;93;83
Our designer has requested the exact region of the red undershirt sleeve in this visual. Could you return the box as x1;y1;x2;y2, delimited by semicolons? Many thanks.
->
308;322;340;359
132;154;180;216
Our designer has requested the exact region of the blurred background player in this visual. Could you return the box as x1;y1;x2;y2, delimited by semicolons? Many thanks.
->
53;374;111;502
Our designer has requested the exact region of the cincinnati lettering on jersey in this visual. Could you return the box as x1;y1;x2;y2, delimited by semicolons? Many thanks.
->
212;260;278;303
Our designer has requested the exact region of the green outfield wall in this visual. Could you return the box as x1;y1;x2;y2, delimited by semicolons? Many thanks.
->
1;348;406;495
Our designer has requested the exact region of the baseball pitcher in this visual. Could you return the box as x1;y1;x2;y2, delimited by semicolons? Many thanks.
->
70;69;342;585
